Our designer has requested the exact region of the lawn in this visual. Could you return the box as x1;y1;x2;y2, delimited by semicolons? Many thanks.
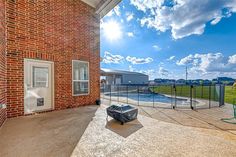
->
225;86;236;104
151;85;236;104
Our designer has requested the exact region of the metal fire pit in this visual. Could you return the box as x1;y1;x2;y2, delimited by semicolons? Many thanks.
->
106;105;138;125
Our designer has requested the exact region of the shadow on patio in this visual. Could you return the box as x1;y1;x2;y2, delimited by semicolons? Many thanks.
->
0;105;98;157
105;119;143;138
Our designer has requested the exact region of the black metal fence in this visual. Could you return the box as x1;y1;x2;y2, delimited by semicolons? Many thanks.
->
100;84;225;110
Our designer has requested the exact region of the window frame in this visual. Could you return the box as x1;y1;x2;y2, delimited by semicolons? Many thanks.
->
72;60;90;96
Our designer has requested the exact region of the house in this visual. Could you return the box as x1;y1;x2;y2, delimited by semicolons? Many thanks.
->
153;78;176;85
101;68;149;85
0;0;121;126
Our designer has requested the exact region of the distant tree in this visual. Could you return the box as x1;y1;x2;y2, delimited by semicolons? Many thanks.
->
222;81;230;85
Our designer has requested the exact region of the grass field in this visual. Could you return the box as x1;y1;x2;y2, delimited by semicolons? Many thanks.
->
225;86;236;104
151;85;236;105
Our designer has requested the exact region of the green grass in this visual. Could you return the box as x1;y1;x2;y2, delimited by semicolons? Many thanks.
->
224;86;236;104
150;85;236;103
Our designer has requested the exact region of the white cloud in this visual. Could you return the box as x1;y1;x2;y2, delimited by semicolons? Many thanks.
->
128;66;156;80
167;56;175;61
152;45;161;51
177;53;236;73
114;5;121;16
103;51;124;64
129;65;135;72
106;10;114;17
127;32;134;37
176;54;194;65
126;12;134;21
229;54;236;64
159;67;169;76
130;0;164;12
140;69;155;79
158;62;164;67
211;17;222;25
131;0;236;39
126;56;153;64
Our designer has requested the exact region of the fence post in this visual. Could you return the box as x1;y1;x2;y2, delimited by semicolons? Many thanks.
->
174;85;176;109
213;85;216;101
201;85;203;98
194;86;197;109
190;85;193;110
138;86;140;106
171;85;173;108
219;85;225;107
117;85;119;103
209;85;211;109
153;86;155;108
110;85;111;105
127;85;128;104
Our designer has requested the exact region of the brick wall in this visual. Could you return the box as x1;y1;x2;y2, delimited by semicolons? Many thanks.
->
0;0;6;126
6;0;100;117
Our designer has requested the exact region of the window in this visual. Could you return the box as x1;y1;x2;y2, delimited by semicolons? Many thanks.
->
72;60;89;95
33;67;49;87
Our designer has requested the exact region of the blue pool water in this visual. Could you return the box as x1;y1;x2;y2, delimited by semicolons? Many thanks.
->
106;92;193;105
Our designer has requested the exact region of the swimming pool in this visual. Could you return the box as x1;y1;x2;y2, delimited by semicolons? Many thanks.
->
105;92;197;106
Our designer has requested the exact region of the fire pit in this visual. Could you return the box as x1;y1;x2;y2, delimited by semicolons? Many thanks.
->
106;105;138;125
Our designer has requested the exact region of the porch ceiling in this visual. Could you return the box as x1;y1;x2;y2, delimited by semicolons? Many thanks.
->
81;0;121;18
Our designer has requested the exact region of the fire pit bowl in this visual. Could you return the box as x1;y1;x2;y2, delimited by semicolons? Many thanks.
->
106;105;138;125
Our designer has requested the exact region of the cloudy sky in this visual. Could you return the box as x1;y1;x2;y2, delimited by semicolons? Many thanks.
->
100;0;236;80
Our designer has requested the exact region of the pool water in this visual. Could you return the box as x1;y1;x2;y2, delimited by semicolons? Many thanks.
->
106;92;196;105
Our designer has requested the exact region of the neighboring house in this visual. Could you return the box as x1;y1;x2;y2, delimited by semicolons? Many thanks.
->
0;0;121;126
101;68;149;85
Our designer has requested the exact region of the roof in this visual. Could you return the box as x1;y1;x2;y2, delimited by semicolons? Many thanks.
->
81;0;122;18
101;68;148;76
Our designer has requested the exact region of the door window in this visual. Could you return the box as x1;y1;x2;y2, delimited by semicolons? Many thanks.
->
33;67;49;87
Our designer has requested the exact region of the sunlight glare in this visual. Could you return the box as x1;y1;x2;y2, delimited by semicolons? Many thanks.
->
102;20;122;41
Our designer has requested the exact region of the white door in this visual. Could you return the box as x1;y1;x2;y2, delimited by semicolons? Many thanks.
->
24;59;54;114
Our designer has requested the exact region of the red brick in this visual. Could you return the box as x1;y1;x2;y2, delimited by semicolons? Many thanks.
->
0;0;6;126
0;0;100;120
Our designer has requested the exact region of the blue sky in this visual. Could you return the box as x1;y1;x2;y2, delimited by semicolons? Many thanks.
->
100;0;236;80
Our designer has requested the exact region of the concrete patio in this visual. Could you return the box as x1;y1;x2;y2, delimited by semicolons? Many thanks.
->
71;105;236;157
1;103;236;157
0;105;98;157
102;98;236;131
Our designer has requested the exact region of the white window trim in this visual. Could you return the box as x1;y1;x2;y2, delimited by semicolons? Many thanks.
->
72;60;90;96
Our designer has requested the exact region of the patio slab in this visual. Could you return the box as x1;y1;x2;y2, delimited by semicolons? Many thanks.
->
0;105;98;157
139;104;236;131
71;105;236;157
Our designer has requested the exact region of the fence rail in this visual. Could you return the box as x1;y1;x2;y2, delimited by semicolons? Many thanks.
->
100;84;225;110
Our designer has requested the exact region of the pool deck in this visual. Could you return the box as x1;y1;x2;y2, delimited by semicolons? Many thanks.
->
71;104;236;157
102;98;236;132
